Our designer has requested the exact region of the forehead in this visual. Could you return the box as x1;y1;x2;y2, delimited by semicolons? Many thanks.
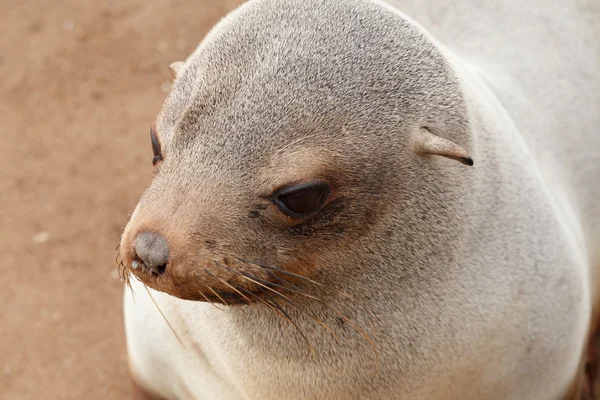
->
154;0;440;171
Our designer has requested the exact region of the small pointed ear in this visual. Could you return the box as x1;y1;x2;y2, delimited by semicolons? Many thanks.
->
415;127;474;166
169;61;185;80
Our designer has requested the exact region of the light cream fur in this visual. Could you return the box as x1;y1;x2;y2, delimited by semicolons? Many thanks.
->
121;0;600;399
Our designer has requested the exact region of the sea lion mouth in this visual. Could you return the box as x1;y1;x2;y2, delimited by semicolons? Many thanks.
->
116;252;317;305
123;265;262;304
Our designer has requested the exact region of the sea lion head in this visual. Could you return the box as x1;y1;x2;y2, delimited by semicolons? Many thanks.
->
119;0;473;303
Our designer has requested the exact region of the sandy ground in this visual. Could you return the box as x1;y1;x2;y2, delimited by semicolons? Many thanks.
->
0;1;243;398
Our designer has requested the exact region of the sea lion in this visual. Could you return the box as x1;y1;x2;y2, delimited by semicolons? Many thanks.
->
118;0;600;399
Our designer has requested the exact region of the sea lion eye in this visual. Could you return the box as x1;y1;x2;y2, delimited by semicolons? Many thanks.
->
273;182;330;218
150;126;163;166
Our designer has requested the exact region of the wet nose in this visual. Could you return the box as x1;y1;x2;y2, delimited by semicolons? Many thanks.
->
133;232;169;274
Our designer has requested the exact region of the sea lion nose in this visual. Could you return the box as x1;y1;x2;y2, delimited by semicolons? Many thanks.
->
133;232;169;274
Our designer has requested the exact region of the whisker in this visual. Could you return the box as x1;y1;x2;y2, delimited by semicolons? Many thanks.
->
214;262;340;343
242;272;341;344
126;268;139;300
199;285;225;311
118;259;133;291
325;305;380;373
122;261;131;285
143;284;185;348
262;268;306;292
240;271;322;302
230;259;374;366
215;261;320;302
206;285;231;308
236;272;287;298
118;260;126;281
238;259;355;300
240;264;377;369
205;268;252;308
260;290;315;354
234;284;291;325
115;253;124;279
233;282;315;351
122;262;130;284
264;279;378;370
237;258;324;287
239;272;301;305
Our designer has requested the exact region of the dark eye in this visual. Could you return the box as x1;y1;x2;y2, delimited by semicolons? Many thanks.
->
150;126;163;166
273;182;330;218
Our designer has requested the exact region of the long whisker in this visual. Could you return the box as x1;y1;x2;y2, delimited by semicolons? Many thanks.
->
230;259;375;367
241;264;377;369
325;305;380;373
143;284;185;348
115;253;124;280
238;258;354;300
114;245;132;291
265;279;378;370
234;284;291;324
233;283;312;350
198;285;225;311
240;271;322;302
215;262;340;343
204;268;252;307
241;272;341;344
119;260;134;294
260;290;315;354
239;272;305;305
117;259;125;281
125;268;140;301
280;275;354;302
206;284;231;307
237;258;324;287
116;257;123;279
119;261;127;284
257;271;378;368
216;260;319;302
261;268;307;293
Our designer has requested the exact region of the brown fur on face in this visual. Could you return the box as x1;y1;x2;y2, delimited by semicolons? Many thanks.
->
119;140;375;303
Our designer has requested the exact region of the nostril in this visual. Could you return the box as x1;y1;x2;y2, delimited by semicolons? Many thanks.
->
133;231;170;275
156;263;167;274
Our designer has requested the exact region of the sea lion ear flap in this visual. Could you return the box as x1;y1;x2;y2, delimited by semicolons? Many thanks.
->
415;127;474;166
169;61;185;80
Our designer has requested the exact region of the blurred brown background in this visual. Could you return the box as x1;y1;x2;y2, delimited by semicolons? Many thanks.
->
0;1;243;398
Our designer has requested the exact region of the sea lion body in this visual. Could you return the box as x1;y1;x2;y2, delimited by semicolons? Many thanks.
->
121;0;600;399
